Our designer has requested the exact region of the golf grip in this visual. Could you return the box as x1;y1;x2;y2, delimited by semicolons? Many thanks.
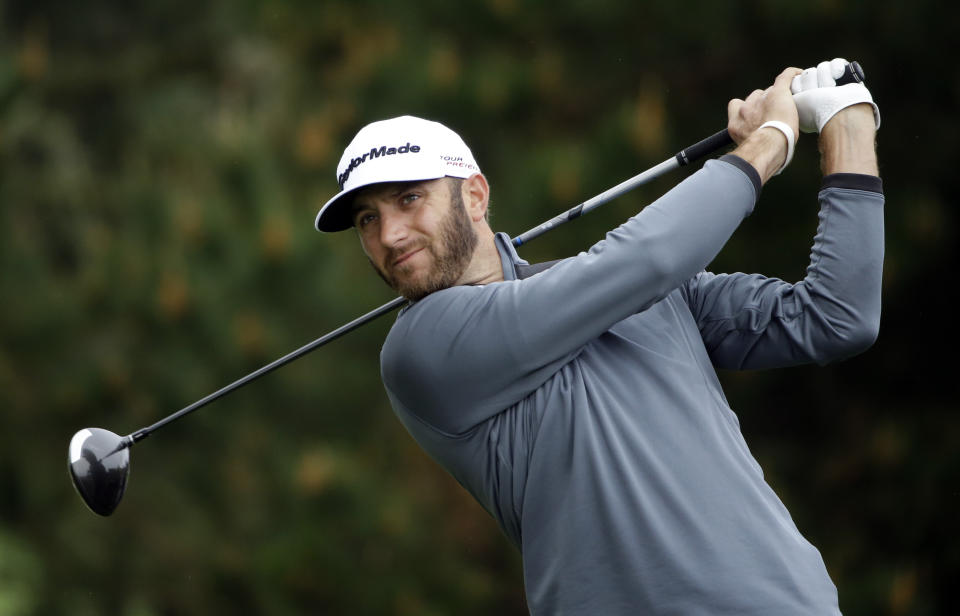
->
674;60;865;167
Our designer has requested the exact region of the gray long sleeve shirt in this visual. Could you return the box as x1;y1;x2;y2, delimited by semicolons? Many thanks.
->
380;157;884;615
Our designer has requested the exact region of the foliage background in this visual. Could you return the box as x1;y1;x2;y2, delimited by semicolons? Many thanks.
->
1;0;955;614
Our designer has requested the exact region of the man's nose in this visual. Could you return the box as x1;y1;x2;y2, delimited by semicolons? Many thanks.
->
379;210;409;247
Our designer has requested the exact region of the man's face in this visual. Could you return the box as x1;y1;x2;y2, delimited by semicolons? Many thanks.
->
351;178;478;301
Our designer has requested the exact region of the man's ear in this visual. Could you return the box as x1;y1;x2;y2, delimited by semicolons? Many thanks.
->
461;173;490;223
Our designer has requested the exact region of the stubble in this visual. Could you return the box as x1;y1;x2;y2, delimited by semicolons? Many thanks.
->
369;185;478;301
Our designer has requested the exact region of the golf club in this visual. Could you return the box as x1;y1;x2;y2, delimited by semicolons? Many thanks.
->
69;62;866;516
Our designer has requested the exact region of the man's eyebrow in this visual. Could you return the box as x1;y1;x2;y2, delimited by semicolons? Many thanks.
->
353;181;428;209
390;180;427;194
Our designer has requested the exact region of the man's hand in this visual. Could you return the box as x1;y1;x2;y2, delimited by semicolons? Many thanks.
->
727;67;803;184
789;58;879;176
791;58;881;134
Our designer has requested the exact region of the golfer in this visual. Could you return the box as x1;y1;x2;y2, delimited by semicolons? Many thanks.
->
315;60;882;614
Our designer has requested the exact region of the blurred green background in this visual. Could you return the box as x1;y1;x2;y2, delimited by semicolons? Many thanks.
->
1;0;955;614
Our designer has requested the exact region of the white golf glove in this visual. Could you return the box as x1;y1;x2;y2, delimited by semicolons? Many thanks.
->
791;58;881;133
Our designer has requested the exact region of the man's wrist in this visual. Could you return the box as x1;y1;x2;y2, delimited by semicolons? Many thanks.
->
731;127;790;185
758;121;795;176
819;104;878;176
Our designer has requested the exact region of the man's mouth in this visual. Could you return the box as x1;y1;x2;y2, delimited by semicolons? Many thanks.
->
392;247;424;267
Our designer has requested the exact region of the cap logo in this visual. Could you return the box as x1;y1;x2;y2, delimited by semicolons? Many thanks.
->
338;142;421;189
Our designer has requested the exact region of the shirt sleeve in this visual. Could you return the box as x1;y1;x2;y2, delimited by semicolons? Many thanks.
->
682;174;884;369
381;158;759;435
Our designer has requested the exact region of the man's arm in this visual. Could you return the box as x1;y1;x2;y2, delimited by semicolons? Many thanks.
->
383;159;759;434
684;95;883;370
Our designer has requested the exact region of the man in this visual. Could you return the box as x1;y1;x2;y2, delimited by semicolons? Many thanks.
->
314;60;883;614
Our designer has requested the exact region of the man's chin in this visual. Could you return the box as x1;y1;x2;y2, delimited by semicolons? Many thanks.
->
392;269;458;301
394;279;436;302
369;261;425;300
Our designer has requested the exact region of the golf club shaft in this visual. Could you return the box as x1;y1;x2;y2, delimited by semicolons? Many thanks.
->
512;129;733;246
119;133;730;449
119;60;869;449
125;296;407;445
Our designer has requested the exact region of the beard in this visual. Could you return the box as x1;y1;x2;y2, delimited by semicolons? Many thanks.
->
369;187;479;301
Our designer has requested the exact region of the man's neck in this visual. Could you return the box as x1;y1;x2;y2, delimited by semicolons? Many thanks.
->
457;228;504;286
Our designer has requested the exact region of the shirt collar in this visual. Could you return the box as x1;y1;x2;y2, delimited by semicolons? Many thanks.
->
493;232;528;282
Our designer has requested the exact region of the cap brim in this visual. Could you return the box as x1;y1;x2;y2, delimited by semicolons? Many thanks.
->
314;188;360;233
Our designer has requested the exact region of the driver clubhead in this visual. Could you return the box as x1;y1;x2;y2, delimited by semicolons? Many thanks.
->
68;428;130;516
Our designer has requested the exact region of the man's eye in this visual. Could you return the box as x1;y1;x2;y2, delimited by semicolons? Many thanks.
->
357;213;376;228
401;193;419;205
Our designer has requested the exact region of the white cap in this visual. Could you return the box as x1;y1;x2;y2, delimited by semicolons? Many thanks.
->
315;115;481;232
